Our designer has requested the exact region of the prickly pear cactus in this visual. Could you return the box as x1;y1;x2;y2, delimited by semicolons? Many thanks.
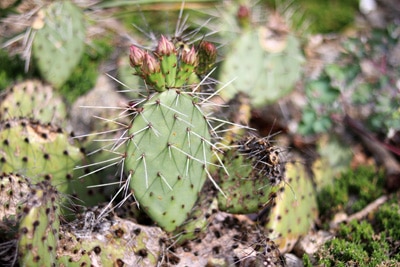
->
124;89;212;232
0;173;31;234
173;185;218;244
31;0;85;88
217;135;285;213
218;15;304;107
57;208;166;266
264;161;318;253
0;118;105;207
17;180;61;266
0;80;67;124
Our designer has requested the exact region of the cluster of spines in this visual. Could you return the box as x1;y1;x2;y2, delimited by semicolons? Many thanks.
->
237;134;286;186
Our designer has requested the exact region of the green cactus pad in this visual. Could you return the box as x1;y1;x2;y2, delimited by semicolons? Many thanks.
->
264;161;318;253
124;89;211;232
217;135;285;213
173;186;218;244
17;181;61;266
0;118;105;207
57;210;165;266
0;80;67;124
32;1;85;88
218;29;304;107
0;173;32;234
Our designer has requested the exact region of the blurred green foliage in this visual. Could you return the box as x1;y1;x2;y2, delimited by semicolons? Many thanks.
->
299;26;400;136
58;38;113;103
265;0;359;33
0;49;25;91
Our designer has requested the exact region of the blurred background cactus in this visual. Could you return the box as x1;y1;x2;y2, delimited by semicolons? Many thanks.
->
1;0;400;266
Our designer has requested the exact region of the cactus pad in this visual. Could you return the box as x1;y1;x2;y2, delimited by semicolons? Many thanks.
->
0;118;105;207
264;161;318;253
218;29;304;107
0;80;67;124
32;1;85;88
217;135;285;213
0;173;31;234
57;209;165;266
124;89;212;232
17;180;61;266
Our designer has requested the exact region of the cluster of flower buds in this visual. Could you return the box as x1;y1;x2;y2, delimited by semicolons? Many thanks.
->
129;35;217;92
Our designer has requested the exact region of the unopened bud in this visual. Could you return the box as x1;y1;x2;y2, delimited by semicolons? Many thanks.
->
142;52;161;74
181;46;198;66
156;35;176;56
129;45;145;67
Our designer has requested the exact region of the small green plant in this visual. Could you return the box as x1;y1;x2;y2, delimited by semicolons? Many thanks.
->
299;26;400;136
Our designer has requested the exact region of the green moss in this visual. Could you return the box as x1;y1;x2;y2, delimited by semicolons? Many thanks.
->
374;195;400;242
318;220;394;266
317;166;385;222
58;37;113;103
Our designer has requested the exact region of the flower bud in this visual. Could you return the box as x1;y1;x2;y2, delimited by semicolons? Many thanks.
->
142;52;161;74
156;35;176;56
181;46;198;66
129;45;145;67
196;41;217;75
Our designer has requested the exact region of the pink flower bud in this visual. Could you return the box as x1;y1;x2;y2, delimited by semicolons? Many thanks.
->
129;45;145;67
142;52;161;74
156;35;176;56
199;41;217;61
181;46;198;66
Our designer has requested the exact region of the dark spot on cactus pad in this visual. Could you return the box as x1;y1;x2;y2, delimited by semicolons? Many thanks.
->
3;139;9;146
44;174;52;180
33;255;40;262
4;122;11;128
41;132;48;139
115;228;124;238
22;156;28;162
33;220;40;229
115;259;124;266
93;246;101;255
66;173;72;180
137;249;148;257
43;153;50;160
63;150;69;156
0;157;6;163
171;196;175;200
149;192;154;197
48;245;53;251
20;121;26;127
24;137;29;143
181;204;185;209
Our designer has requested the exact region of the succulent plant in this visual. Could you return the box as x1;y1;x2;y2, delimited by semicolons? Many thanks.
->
264;161;318;253
124;88;212;232
17;180;61;266
57;208;165;266
31;0;86;88
217;134;285;214
0;80;67;125
217;8;304;107
0;173;31;237
0;118;106;208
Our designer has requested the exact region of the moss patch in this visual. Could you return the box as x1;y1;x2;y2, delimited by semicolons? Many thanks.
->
316;194;400;266
317;166;385;222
